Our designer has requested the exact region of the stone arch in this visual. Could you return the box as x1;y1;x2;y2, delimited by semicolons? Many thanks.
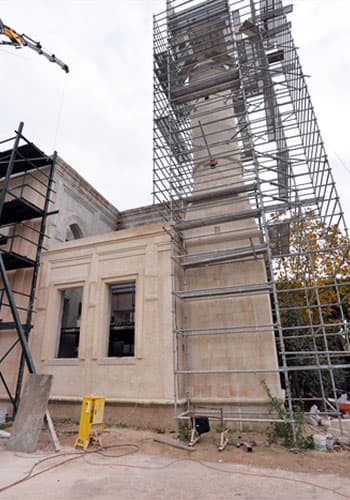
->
65;222;84;241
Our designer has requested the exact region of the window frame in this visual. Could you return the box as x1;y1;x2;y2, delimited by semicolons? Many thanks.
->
106;281;136;358
54;284;84;359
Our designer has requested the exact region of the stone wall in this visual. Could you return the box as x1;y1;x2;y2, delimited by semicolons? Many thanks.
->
29;223;173;426
176;60;283;406
48;157;119;243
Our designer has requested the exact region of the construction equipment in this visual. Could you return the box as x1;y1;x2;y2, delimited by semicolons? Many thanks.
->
0;18;69;73
153;0;350;444
0;16;68;451
0;121;60;449
74;396;105;450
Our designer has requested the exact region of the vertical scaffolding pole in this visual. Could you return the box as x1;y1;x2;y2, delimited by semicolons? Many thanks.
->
153;0;350;442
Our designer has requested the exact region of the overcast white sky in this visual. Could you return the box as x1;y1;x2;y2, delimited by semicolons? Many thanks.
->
0;0;349;223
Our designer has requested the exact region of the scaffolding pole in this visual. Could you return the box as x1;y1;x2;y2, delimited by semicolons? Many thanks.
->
153;0;350;443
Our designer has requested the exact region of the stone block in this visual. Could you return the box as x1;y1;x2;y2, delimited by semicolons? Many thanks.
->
7;374;53;453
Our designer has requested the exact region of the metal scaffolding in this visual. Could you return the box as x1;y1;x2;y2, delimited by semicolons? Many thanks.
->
153;0;350;442
0;122;56;416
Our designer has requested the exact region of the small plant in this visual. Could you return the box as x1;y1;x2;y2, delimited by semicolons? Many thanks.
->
0;422;11;430
116;422;129;429
293;406;314;449
261;380;313;449
214;424;223;433
58;417;73;425
178;422;191;443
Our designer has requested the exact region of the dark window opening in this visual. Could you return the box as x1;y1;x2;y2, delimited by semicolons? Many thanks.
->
108;282;135;357
57;287;82;358
65;223;83;241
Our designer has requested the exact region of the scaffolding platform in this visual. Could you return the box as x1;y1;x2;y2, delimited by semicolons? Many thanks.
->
0;198;45;225
0;122;56;416
154;0;350;444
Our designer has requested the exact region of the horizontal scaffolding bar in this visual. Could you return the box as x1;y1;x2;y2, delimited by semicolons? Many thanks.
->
174;208;261;231
178;243;267;267
175;282;272;299
176;364;350;375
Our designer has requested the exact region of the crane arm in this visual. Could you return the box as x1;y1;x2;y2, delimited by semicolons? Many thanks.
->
0;18;69;73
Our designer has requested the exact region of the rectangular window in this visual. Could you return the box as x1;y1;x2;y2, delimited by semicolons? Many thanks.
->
56;287;82;358
108;282;135;357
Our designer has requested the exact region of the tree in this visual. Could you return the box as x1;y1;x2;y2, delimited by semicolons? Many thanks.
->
270;209;350;402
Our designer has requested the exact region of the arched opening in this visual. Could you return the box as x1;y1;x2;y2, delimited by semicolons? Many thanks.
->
65;223;83;241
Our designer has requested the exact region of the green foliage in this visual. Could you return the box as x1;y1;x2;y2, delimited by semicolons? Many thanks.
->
58;417;73;425
0;422;11;430
271;209;350;399
262;381;313;449
271;209;350;284
178;422;191;443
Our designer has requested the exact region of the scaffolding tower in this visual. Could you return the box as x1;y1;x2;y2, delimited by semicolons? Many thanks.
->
0;122;56;416
153;0;350;440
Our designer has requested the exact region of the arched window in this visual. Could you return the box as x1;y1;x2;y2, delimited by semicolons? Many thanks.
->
65;223;83;241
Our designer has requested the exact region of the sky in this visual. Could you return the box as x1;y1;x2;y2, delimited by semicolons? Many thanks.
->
0;0;349;223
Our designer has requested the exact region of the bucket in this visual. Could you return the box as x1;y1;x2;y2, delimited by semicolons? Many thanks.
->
313;434;327;451
326;434;334;450
0;409;6;424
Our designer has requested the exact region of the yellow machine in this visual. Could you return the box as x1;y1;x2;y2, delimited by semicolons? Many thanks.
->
74;396;105;450
0;18;69;72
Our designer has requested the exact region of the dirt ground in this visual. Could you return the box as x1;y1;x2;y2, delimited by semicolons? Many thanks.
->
44;422;350;477
1;423;350;499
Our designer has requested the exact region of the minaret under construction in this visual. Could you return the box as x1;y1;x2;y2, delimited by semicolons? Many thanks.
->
153;0;350;436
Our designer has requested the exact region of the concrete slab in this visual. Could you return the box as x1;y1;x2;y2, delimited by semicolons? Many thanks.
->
0;450;349;500
7;374;53;453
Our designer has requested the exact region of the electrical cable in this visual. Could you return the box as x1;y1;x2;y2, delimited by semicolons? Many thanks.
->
0;453;82;495
95;444;139;458
82;454;350;499
25;444;139;476
0;443;139;494
0;443;349;499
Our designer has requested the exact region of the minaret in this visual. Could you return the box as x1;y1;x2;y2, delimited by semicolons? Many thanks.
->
168;0;283;408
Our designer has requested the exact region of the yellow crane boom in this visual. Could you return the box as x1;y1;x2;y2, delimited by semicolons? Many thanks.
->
0;18;69;73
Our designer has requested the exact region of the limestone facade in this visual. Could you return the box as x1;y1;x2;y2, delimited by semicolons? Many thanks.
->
31;223;174;425
0;153;283;428
173;60;283;406
49;157;119;243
